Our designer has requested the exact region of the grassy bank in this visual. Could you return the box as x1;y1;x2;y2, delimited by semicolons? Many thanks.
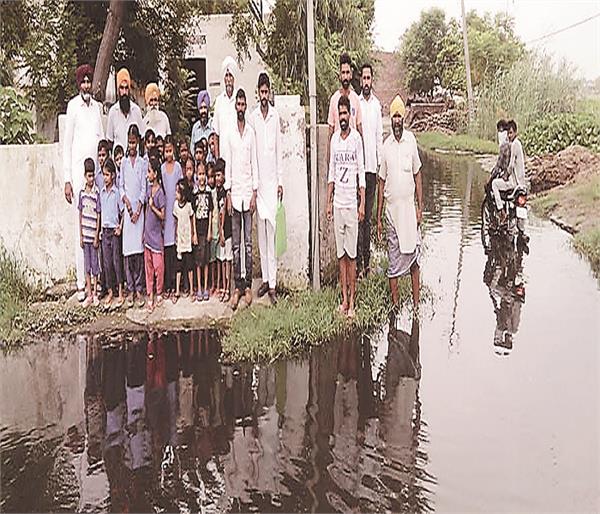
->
222;270;412;362
417;131;498;155
531;173;600;275
0;248;98;346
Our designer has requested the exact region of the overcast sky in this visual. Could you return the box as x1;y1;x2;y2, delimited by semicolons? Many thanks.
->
373;0;600;80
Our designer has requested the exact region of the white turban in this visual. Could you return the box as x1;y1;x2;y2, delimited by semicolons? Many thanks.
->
221;56;238;80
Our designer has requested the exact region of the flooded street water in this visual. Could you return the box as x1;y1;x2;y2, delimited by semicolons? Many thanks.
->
1;152;598;512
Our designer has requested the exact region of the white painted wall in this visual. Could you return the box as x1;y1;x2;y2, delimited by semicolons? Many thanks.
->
0;96;309;288
187;14;266;107
0;142;76;285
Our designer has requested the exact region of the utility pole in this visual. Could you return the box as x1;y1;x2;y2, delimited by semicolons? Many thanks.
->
460;0;474;122
307;0;320;290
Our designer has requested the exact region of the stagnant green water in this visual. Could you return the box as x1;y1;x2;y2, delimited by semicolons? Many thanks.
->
1;152;598;512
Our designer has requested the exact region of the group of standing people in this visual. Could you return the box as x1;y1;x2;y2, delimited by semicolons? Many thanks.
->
326;53;423;318
64;51;425;317
63;57;283;311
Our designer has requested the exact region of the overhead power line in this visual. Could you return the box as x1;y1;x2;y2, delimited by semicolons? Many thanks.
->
525;12;600;44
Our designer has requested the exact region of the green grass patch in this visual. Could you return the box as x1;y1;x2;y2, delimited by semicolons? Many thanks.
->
417;131;498;155
0;247;98;347
222;270;413;362
574;227;600;275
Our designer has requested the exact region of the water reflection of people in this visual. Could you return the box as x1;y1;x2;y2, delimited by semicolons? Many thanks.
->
484;239;526;355
378;312;423;512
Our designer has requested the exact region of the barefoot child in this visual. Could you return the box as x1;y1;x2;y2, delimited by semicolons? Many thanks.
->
119;124;146;308
207;161;219;296
161;135;183;299
215;159;232;302
172;179;196;303
100;158;125;308
79;158;101;307
193;162;213;301
144;159;166;311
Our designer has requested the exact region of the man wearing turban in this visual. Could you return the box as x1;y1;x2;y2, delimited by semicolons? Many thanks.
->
142;82;171;139
106;67;145;150
190;89;213;157
63;64;104;301
213;56;239;158
376;94;423;308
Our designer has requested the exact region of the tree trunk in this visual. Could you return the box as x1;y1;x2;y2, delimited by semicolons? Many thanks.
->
92;0;126;102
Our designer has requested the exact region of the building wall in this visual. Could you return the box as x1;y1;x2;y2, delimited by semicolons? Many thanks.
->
187;14;266;108
0;96;309;288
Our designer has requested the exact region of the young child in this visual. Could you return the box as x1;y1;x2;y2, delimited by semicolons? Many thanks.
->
194;140;206;170
172;179;196;303
215;159;232;302
113;144;124;185
156;134;165;163
144;129;156;162
177;138;189;167
96;139;110;191
161;135;183;299
99;158;125;308
207;161;219;295
119;123;146;308
96;139;111;297
207;132;216;164
183;156;196;194
193;161;213;301
144;158;166;312
79;158;101;307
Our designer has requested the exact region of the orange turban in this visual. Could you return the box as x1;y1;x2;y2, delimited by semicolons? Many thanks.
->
116;67;131;88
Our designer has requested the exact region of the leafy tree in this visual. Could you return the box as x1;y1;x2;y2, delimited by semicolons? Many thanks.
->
230;0;375;121
398;8;448;96
402;9;524;96
0;87;34;144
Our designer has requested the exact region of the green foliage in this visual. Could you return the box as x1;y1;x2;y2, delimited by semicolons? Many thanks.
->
0;87;34;144
230;0;375;122
521;113;600;155
0;247;41;342
574;227;600;277
0;0;31;86
400;9;523;96
472;52;582;140
399;8;448;95
417;131;498;154
222;269;411;362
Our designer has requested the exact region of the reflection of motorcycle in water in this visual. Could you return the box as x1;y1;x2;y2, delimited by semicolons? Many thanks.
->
483;237;527;356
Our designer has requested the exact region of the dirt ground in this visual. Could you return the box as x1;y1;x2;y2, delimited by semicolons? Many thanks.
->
527;145;600;193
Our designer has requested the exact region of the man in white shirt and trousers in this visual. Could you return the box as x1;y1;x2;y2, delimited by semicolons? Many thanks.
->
224;89;259;310
249;72;283;305
357;63;383;278
213;56;239;159
377;95;423;309
63;64;104;301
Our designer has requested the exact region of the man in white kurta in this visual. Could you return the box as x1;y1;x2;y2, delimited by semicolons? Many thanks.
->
249;73;283;305
63;64;104;300
106;68;144;151
213;56;239;159
377;95;423;307
142;82;171;138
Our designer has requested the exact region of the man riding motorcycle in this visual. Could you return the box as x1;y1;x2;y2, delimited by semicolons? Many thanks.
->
491;119;526;224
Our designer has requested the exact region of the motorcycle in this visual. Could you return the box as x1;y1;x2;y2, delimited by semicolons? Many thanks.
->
481;171;529;253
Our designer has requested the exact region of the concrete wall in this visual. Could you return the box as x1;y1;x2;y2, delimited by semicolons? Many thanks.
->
0;96;309;289
187;14;266;108
316;124;338;284
0;143;76;285
274;95;310;289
